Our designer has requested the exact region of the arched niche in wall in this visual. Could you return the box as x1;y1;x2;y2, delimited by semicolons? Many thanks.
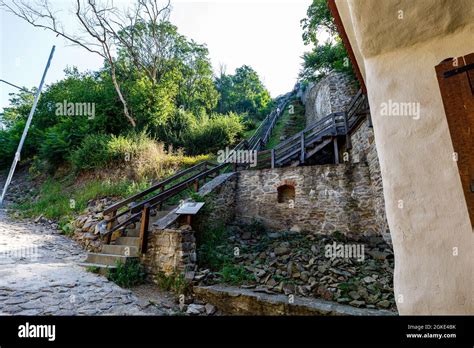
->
277;184;295;203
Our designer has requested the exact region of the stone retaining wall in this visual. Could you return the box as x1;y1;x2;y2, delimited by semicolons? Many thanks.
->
349;119;391;244
234;164;379;236
141;173;237;278
141;225;196;278
303;72;358;127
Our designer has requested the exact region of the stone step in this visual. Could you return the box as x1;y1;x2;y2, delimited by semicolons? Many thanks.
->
102;244;139;257
84;253;137;266
115;236;140;247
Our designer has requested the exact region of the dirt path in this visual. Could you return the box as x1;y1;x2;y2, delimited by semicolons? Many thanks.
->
0;208;178;315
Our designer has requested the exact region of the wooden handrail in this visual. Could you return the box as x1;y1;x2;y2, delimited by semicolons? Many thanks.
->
103;161;213;215
103;161;231;237
258;90;368;169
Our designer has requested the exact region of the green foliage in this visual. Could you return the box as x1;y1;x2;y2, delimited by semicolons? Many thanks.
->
300;0;355;83
155;272;190;295
13;177;151;220
184;112;244;155
300;0;338;45
86;266;101;274
300;40;354;82
69;134;112;171
0;18;262;173
0;121;23;168
196;223;254;285
248;218;267;234
188;191;205;202
265;97;306;149
107;259;147;288
197;224;232;270
215;65;272;119
218;264;255;285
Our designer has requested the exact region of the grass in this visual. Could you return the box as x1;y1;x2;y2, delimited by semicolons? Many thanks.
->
13;149;211;222
243;119;263;139
197;223;255;285
197;224;232;270
13;176;152;221
107;259;147;288
265;97;306;150
86;266;101;274
218;264;255;285
155;272;190;295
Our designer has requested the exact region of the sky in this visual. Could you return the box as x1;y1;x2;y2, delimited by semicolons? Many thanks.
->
0;0;312;111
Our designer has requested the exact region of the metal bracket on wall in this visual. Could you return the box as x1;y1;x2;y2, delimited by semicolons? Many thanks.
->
443;62;474;94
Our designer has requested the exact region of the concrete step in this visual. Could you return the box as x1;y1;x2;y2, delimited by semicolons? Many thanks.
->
84;253;137;266
126;229;140;237
102;244;139;257
78;262;116;275
194;285;397;316
115;237;140;247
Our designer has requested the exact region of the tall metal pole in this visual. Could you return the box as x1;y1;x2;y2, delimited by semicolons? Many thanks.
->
0;45;55;206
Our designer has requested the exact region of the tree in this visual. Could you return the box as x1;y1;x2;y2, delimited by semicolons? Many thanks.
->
299;0;354;82
215;65;272;119
0;0;172;127
300;0;337;45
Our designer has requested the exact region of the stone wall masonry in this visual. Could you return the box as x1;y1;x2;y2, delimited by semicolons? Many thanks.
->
142;173;237;279
193;173;237;234
141;225;196;278
349;119;391;244
303;72;358;127
234;164;379;237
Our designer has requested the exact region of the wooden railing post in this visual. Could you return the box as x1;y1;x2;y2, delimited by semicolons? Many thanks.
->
138;204;150;253
271;149;275;169
343;111;352;149
157;186;165;211
333;138;340;164
193;179;199;192
105;210;116;244
300;133;305;163
332;113;337;135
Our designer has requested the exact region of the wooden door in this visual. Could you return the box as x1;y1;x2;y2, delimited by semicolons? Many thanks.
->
435;53;474;228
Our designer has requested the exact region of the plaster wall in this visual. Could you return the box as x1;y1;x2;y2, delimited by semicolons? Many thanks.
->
335;0;474;314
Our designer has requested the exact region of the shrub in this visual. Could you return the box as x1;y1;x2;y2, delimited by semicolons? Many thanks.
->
107;259;146;288
13;177;151;220
155;272;190;295
0;121;41;169
69;133;112;170
197;224;231;271
218;264;255;285
185;112;244;155
248;218;266;234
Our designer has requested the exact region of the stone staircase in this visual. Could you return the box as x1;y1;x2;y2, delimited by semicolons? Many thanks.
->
79;209;171;272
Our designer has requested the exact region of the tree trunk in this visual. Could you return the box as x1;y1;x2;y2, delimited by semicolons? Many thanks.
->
110;64;136;127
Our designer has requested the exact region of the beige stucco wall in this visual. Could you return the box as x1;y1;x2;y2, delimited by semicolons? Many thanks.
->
335;0;474;314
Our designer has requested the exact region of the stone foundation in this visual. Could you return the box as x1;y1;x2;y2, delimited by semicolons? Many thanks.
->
141;225;196;278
